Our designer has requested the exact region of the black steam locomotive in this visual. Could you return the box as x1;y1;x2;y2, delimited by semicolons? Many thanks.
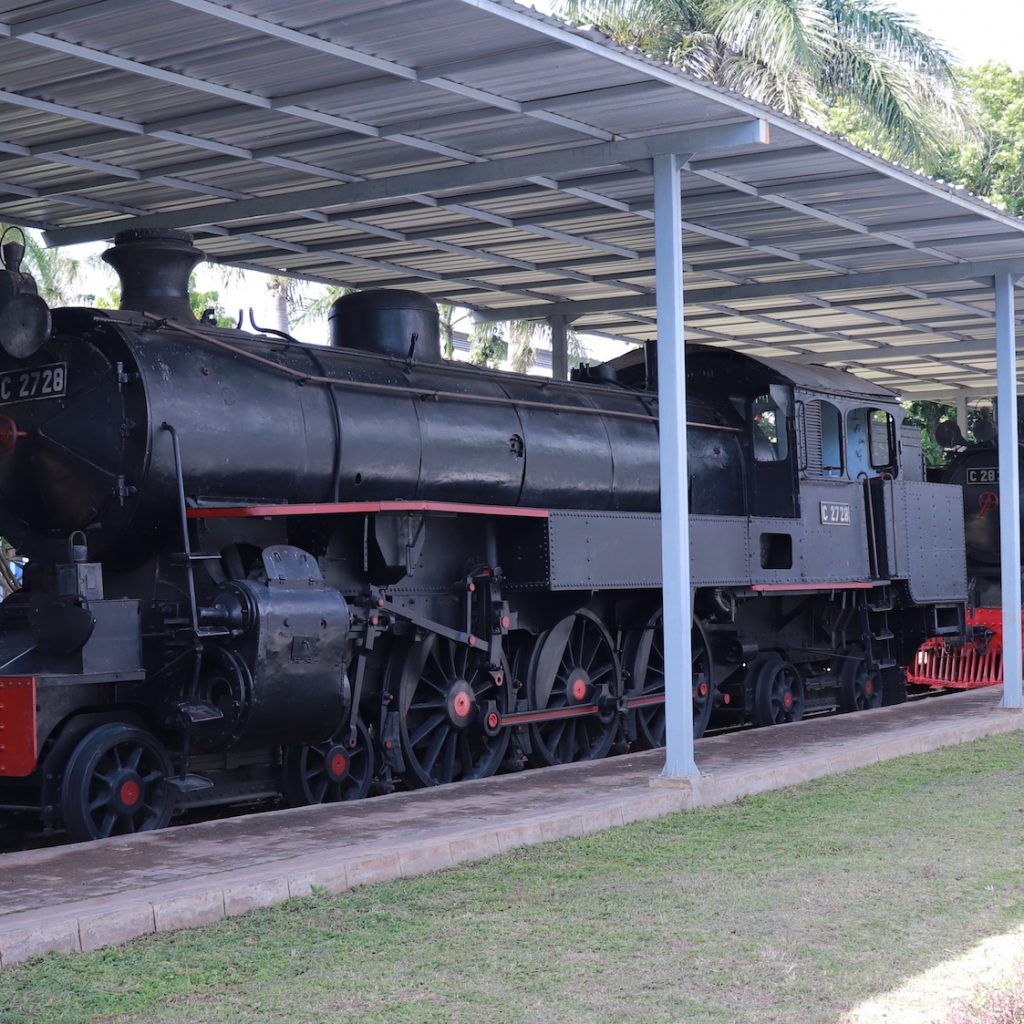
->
0;230;967;842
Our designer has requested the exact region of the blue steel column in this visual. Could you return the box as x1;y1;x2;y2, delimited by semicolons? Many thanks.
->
996;272;1023;708
654;152;698;777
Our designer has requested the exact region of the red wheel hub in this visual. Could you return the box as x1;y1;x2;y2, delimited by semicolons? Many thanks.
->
783;690;793;710
571;677;588;702
119;780;140;807
865;679;874;698
324;744;350;782
446;683;476;727
486;711;499;730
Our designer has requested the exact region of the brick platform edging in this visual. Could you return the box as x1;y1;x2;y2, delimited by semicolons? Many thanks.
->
1;706;1021;967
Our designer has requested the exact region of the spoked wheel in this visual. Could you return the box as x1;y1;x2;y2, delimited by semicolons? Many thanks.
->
282;718;375;806
527;609;621;767
750;654;806;727
61;723;174;843
837;649;883;712
627;613;715;747
397;633;510;787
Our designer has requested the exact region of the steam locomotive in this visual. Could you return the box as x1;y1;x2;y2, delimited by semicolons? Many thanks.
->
0;230;968;842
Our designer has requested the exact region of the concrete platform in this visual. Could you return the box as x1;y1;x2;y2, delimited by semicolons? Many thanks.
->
1;687;1021;967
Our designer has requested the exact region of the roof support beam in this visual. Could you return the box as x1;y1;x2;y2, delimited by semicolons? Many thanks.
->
691;167;961;264
43;121;770;245
996;272;1023;708
472;257;1024;321
654;150;698;779
162;0;614;144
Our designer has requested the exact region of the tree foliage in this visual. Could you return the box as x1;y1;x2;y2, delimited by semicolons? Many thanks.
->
468;322;508;368
902;399;956;467
94;273;235;327
901;400;994;468
188;278;236;328
555;0;967;163
929;63;1024;215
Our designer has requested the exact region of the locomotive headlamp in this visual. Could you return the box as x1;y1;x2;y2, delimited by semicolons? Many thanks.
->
0;227;51;360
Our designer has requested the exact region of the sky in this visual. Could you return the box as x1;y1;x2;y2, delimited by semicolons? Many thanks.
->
883;0;1023;69
526;0;1024;69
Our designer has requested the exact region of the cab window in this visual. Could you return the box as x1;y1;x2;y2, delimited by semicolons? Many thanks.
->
847;408;896;477
751;387;790;462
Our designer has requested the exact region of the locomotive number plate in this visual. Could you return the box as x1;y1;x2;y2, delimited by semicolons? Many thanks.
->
819;501;851;526
0;363;67;404
966;468;998;484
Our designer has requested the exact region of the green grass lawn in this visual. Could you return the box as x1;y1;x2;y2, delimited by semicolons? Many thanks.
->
3;733;1024;1024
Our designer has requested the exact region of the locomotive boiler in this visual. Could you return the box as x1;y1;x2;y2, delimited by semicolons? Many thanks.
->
0;230;968;842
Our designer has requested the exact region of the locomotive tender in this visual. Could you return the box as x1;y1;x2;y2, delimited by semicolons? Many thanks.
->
0;230;967;842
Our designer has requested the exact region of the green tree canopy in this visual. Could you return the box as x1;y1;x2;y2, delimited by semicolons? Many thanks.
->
929;63;1024;215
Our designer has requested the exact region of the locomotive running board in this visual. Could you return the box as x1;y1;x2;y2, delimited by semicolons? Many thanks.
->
751;581;877;592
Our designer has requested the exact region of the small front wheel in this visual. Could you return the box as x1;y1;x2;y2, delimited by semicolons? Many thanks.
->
61;722;174;843
282;718;375;805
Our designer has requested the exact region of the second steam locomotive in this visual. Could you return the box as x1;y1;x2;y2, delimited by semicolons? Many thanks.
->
0;230;967;841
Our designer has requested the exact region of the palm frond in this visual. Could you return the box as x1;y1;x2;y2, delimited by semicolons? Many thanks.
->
706;0;832;77
555;0;699;57
716;47;818;120
827;35;961;163
822;0;957;80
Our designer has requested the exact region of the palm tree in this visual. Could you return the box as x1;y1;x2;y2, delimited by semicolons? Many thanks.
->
439;303;456;359
266;275;294;334
507;319;542;374
555;0;966;163
468;321;508;368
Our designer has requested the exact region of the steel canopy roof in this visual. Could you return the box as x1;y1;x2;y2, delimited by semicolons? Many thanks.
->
0;0;1020;399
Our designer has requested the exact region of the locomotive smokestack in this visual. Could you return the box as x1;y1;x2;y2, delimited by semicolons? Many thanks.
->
102;229;203;322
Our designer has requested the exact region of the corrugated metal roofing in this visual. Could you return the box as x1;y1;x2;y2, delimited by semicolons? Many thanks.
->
0;0;1020;399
